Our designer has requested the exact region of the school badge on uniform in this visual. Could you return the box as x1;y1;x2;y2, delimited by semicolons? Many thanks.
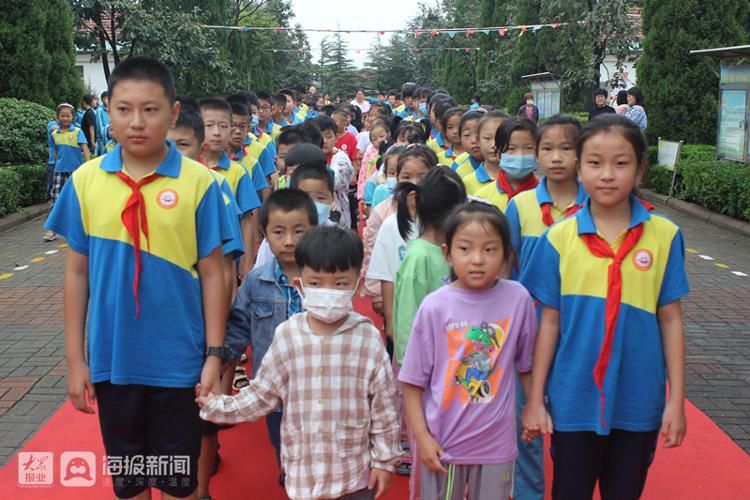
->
632;249;653;271
157;189;179;209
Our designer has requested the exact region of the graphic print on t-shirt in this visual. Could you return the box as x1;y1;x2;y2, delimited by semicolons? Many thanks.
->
443;318;510;408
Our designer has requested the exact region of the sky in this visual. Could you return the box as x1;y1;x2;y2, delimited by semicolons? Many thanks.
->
290;0;436;67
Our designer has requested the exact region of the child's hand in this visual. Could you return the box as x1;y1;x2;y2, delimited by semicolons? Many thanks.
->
194;384;218;408
199;358;222;398
67;360;96;414
367;468;392;498
416;433;448;473
521;402;553;439
661;399;686;448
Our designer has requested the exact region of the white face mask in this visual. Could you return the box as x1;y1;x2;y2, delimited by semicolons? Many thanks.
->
299;281;358;324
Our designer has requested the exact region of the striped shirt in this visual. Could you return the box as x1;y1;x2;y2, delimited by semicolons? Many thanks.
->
200;311;402;500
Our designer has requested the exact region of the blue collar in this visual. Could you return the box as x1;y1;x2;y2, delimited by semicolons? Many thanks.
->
576;193;651;235
435;132;445;148
214;151;232;170
100;142;182;178
474;161;491;182
265;121;276;134
536;177;588;206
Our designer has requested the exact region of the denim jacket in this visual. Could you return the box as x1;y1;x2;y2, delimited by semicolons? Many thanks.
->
224;261;297;376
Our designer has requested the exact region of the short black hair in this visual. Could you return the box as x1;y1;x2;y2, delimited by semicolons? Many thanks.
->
295;225;364;273
256;91;272;105
175;105;205;144
285;144;327;168
401;82;418;98
272;93;288;108
593;88;608;97
495;116;537;154
290;163;334;194
321;104;336;116
228;101;249;120
108;56;176;104
537;114;581;152
259;188;317;232
277;126;312;147
199;97;232;121
100;91;108;99
298;120;322;147
314;115;337;135
82;95;95;106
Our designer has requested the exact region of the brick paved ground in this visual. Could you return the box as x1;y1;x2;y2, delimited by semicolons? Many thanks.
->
0;206;749;467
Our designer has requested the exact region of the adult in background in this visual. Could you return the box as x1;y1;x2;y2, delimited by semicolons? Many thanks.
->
80;95;97;154
588;88;616;121
614;90;630;115
625;86;647;130
351;88;371;115
517;92;539;123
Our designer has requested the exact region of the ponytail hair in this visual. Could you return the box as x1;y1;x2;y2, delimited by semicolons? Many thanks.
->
396;165;467;240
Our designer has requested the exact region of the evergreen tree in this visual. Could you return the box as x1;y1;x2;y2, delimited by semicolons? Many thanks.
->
505;0;543;110
0;1;53;106
45;0;85;104
319;33;356;99
639;0;748;143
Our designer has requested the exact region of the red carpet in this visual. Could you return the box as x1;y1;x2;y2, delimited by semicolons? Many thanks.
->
1;297;749;498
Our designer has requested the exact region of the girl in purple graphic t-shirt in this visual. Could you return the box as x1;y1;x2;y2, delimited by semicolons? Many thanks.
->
399;201;538;500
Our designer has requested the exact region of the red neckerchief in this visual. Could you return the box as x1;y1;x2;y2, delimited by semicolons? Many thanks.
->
115;171;162;318
541;201;583;227
580;222;645;428
496;170;539;199
227;145;246;162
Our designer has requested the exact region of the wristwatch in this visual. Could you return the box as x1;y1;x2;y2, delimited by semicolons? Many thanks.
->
205;346;226;359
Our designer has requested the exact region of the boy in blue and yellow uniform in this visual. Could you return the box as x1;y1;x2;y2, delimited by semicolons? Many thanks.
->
45;57;232;500
257;91;283;141
225;98;274;200
200;97;262;279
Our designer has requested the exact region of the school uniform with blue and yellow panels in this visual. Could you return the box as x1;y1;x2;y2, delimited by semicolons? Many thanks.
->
208;169;244;260
44;142;233;388
243;132;276;178
520;195;690;435
49;125;87;173
452;153;480;179
461;161;494;196
428;133;458;166
212;151;263;214
252;126;278;166
264;120;282;142
506;177;588;279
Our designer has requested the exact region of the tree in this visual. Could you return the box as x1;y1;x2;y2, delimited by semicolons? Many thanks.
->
318;33;356;99
0;0;83;107
638;0;749;144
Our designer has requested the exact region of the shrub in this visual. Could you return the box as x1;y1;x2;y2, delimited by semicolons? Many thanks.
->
680;160;750;221
12;164;48;207
645;164;679;195
0;167;22;216
0;98;55;165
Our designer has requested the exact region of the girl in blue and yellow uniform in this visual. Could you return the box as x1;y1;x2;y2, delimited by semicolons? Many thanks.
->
474;114;538;208
521;114;689;499
44;103;90;241
503;115;588;500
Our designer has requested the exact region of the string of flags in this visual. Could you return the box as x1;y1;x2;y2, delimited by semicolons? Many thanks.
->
261;47;483;54
201;22;567;38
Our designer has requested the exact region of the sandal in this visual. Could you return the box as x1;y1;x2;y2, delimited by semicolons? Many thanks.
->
232;367;250;391
43;231;57;242
239;352;248;364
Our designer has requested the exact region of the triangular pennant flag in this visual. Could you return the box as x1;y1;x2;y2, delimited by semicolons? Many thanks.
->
466;28;475;37
274;27;281;33
464;47;471;53
431;29;439;37
242;27;250;32
415;30;422;36
415;48;422;53
521;25;527;32
552;23;561;29
498;28;506;37
378;31;385;35
480;29;490;36
448;31;457;38
531;25;541;32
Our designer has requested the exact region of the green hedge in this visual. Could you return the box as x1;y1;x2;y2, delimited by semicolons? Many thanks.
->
0;164;48;216
0;98;55;164
646;159;750;221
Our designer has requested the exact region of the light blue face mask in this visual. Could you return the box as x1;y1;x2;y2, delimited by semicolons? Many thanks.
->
499;154;537;180
315;201;331;225
386;177;397;189
251;114;260;129
418;102;428;114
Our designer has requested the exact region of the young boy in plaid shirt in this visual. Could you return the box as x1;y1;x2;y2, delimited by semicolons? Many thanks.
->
197;225;401;500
